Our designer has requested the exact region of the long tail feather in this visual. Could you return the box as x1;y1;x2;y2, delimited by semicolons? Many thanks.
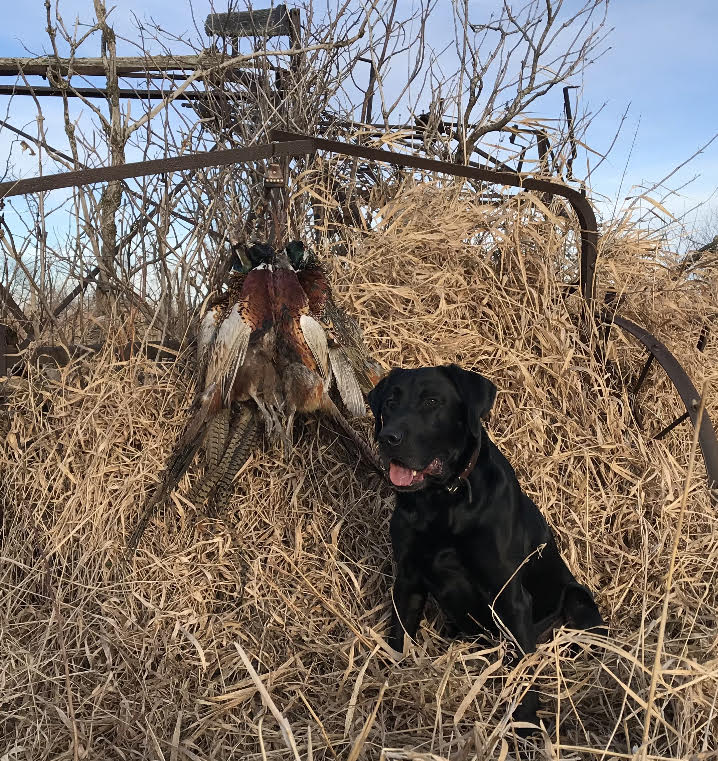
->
210;412;260;514
205;408;230;470
187;405;255;509
126;384;218;557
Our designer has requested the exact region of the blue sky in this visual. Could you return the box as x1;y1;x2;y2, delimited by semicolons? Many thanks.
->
1;0;717;239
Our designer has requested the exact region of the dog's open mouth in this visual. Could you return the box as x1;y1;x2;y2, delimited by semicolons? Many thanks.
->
389;458;443;488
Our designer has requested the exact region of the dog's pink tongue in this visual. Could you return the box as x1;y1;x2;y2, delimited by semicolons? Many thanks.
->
389;462;415;487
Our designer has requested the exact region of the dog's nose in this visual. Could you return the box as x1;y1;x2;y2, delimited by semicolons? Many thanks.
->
379;429;403;446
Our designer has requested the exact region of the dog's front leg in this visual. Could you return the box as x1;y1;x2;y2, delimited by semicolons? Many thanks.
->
388;564;427;653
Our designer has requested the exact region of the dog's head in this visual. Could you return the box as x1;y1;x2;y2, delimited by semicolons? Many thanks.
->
367;364;497;490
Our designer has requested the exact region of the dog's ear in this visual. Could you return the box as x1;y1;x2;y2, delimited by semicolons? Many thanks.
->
441;364;497;437
367;369;399;440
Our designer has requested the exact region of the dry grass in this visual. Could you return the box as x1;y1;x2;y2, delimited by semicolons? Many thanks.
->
2;184;718;760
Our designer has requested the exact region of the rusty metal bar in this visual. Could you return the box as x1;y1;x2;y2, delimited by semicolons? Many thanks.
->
0;117;222;234
269;130;599;303
48;266;99;317
0;139;314;199
631;320;712;439
563;85;579;183
631;351;655;428
0;123;223;336
633;353;655;396
0;75;265;101
0;84;206;101
0;131;599;301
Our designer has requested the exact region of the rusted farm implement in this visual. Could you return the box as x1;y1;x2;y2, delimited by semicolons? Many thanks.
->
1;129;717;498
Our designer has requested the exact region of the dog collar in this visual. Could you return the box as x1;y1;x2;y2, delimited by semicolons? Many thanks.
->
446;443;480;498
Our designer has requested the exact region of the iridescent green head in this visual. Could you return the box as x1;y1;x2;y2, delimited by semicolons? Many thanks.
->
285;240;308;270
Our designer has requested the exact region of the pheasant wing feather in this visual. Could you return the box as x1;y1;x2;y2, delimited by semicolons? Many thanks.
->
322;301;385;393
206;302;252;406
296;254;383;392
328;346;365;417
299;314;329;378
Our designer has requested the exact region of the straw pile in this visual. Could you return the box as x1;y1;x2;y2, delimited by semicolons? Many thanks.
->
2;184;717;759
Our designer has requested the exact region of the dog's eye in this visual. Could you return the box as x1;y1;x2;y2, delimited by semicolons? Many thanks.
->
384;397;397;411
423;397;439;408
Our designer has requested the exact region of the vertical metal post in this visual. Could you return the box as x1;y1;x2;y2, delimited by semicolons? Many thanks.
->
563;85;579;182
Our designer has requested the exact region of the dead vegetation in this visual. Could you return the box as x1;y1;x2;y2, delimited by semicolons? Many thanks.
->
2;184;717;759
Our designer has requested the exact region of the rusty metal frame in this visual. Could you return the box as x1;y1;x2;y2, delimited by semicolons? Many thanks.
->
1;131;716;489
0;131;599;304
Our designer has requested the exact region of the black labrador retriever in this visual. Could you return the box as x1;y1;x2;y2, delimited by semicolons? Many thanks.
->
368;364;604;727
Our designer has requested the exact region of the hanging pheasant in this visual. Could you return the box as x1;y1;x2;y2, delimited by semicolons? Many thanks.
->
127;241;384;554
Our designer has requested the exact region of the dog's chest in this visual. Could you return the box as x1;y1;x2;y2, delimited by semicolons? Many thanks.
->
395;500;494;586
410;519;497;625
415;522;491;575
